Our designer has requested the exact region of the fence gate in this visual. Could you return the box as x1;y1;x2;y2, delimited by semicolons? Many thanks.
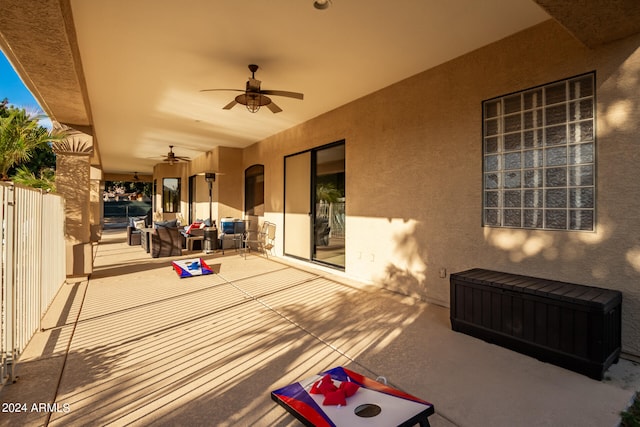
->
0;182;66;386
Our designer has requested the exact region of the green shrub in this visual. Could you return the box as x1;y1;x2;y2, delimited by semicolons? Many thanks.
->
621;392;640;427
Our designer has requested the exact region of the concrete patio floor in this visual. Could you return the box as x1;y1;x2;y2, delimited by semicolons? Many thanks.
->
1;229;639;426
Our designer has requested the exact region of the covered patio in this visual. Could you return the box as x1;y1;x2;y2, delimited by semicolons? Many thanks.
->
2;2;640;425
1;230;638;426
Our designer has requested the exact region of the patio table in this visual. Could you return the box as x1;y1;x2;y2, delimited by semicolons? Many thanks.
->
271;366;434;427
185;234;204;251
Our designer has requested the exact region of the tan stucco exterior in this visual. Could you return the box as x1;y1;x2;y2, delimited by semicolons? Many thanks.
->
231;21;640;355
153;146;245;225
146;21;640;356
56;152;93;276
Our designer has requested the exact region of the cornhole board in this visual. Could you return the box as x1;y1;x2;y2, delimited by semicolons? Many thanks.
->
271;366;434;427
171;258;213;278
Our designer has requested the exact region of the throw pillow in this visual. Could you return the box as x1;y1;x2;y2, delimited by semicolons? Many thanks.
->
185;222;202;234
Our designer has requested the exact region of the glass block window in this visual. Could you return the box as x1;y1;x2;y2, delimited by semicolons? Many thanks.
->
483;73;595;231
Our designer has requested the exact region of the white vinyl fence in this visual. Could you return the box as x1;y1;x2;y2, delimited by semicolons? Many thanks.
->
1;182;66;386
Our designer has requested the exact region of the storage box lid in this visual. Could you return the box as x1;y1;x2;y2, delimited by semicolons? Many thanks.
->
451;268;622;309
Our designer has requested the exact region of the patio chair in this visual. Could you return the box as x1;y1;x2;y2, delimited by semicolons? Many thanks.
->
126;210;153;246
151;226;183;258
243;221;266;258
243;221;276;259
127;225;142;246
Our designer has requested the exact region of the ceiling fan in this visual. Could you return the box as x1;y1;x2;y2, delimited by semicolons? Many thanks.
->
160;145;190;165
200;64;304;113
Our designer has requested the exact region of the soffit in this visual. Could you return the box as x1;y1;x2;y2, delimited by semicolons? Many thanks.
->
67;0;550;174
534;0;640;47
0;0;89;126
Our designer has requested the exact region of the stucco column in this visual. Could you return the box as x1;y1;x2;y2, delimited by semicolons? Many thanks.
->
90;166;103;242
52;128;94;277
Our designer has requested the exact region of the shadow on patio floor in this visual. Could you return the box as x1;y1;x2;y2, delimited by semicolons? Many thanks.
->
1;229;639;426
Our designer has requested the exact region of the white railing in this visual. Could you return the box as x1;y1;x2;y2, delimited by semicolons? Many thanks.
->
316;201;345;239
1;182;66;386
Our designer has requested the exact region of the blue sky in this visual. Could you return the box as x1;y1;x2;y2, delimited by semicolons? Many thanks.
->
1;49;46;113
1;49;52;127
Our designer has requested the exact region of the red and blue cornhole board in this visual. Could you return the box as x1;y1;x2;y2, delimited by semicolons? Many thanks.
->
271;366;434;427
172;258;213;278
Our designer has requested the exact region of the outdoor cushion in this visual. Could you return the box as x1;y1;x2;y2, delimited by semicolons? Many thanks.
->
155;219;178;228
129;216;145;227
185;222;202;234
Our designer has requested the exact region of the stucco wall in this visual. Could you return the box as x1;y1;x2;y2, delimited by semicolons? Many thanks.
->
242;21;640;356
155;146;245;224
215;147;244;221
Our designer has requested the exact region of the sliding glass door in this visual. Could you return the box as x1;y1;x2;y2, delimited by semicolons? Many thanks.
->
284;141;345;269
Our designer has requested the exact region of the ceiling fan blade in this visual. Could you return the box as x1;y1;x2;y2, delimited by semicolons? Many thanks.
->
174;156;191;161
200;88;245;93
261;90;304;100
222;100;238;110
266;101;283;114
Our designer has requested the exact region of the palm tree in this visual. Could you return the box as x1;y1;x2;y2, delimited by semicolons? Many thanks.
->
11;165;56;192
316;182;342;203
0;108;62;181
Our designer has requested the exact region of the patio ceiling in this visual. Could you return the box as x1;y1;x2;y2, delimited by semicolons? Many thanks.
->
1;1;639;175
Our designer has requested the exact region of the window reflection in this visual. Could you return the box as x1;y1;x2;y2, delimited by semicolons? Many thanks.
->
313;143;345;268
163;178;180;213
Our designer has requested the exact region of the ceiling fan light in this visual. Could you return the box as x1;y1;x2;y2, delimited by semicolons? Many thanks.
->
314;0;330;10
235;93;272;113
246;97;261;113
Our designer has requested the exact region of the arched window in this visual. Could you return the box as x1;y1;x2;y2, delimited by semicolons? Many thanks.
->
245;165;264;216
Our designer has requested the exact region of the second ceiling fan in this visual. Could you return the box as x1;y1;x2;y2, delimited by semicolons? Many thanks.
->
160;145;190;166
201;64;304;113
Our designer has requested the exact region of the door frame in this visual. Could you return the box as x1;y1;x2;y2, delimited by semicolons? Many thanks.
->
283;140;345;269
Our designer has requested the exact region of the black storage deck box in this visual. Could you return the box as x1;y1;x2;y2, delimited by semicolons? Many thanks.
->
450;268;622;380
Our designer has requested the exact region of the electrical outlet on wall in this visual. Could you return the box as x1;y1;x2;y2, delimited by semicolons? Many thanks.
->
439;268;447;278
